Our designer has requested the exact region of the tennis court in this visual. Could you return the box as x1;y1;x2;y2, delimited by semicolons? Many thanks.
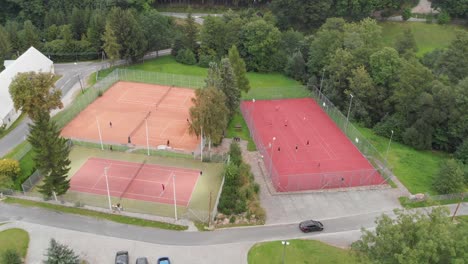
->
61;81;199;152
70;157;199;206
241;98;386;192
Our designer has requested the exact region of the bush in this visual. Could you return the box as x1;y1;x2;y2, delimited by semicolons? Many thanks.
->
229;215;236;223
437;11;451;25
198;48;217;68
1;249;22;264
433;159;465;194
175;49;196;65
229;142;242;166
455;139;468;164
253;183;260;194
44;239;80;264
402;8;412;21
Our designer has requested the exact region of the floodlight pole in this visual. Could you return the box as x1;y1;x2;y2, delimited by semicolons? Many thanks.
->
345;94;354;133
95;116;104;150
173;174;178;221
385;130;394;163
145;118;150;156
200;126;203;162
269;137;276;179
104;167;112;211
281;241;290;264
319;68;325;95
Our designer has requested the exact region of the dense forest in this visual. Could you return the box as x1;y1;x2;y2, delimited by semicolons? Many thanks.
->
0;0;467;159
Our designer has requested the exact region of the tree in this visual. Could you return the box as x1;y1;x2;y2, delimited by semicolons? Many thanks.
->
0;159;20;187
348;66;378;126
0;25;12;69
9;72;62;121
200;16;227;58
228;45;250;93
107;7;147;62
437;10;451;24
70;7;88;40
369;47;401;86
139;10;173;55
87;9;106;52
183;13;198;52
240;19;282;72
189;87;229;146
102;23;121;66
218;58;240;118
19;20;40;51
205;61;221;89
271;0;333;30
44;239;80;264
434;159;465;194
352;207;467;264
455;139;468;164
1;249;22;264
439;30;468;83
284;50;307;82
28;112;71;199
175;48;196;65
431;0;468;18
402;8;412;21
395;29;417;55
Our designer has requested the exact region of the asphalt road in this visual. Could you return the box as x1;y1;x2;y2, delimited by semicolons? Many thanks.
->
1;202;466;246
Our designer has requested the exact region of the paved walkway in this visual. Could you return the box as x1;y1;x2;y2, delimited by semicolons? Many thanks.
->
0;221;253;264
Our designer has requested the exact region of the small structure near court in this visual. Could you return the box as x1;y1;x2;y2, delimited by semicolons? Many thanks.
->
0;46;54;128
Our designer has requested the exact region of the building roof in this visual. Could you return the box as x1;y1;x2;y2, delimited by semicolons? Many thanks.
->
0;46;54;119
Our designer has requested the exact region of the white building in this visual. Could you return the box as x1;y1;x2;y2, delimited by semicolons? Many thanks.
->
0;46;54;128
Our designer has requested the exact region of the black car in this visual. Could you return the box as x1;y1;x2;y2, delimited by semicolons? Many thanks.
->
115;251;129;264
299;220;324;232
136;257;149;264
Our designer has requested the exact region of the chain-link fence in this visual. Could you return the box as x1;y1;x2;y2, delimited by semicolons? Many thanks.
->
117;69;205;89
241;88;391;192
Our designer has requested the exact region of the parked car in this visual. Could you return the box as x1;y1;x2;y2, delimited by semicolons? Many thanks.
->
299;220;324;232
157;257;171;264
135;257;149;264
115;251;129;264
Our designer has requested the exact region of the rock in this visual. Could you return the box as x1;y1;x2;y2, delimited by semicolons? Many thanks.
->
409;193;426;201
217;213;225;219
223;218;230;225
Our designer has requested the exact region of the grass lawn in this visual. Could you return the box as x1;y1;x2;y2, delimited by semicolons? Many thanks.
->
226;111;256;151
248;239;361;264
0;114;26;139
14;150;35;190
399;196;468;209
0;228;29;258
356;125;449;194
4;197;188;231
379;21;467;56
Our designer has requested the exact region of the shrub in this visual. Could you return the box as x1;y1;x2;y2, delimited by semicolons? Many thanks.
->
198;48;217;68
433;159;465;194
253;183;260;194
229;142;242;166
402;8;412;21
229;215;236;223
44;239;80;264
437;11;451;25
1;249;22;264
175;49;196;65
455;139;468;164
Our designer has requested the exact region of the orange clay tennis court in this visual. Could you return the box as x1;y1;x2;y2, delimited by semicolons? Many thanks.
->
70;157;200;206
61;81;199;152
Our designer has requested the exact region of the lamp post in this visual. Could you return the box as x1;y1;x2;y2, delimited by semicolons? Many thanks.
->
345;93;354;132
281;240;290;264
104;167;112;211
385;130;394;163
269;137;276;180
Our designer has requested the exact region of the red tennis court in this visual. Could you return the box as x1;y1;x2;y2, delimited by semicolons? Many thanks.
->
241;98;385;192
61;81;199;152
70;157;200;206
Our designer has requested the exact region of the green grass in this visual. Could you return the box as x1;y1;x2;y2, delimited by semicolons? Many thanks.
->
4;197;188;231
399;196;468;208
2;141;30;160
14;150;35;190
456;215;468;224
0;228;29;258
355;125;449;194
248;239;362;264
226;111;256;151
379;21;467;56
0;114;26;139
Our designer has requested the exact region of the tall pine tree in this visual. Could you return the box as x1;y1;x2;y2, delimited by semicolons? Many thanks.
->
183;13;198;52
28;112;71;199
228;45;250;93
218;58;240;118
